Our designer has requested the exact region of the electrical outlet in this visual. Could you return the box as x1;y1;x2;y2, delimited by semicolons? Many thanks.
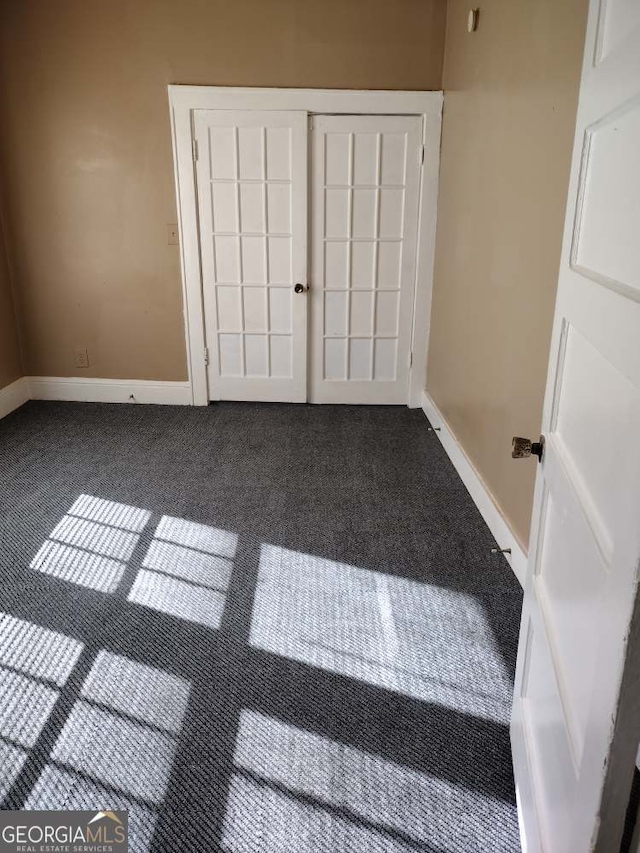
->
167;223;179;245
74;347;89;369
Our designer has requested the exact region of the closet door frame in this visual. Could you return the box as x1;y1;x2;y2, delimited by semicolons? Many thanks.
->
168;86;442;407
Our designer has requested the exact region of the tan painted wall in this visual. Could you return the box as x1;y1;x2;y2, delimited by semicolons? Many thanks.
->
0;0;446;381
0;223;23;390
427;0;587;548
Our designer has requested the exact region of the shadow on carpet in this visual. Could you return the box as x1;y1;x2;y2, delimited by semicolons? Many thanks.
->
0;401;523;852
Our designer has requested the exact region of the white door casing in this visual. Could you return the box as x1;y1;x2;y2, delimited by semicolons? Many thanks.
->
511;1;640;851
310;115;422;404
194;110;307;402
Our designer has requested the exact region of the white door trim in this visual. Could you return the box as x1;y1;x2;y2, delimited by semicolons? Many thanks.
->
168;86;442;406
0;377;30;420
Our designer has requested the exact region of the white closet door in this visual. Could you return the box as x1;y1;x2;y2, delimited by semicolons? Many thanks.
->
194;110;307;402
310;115;422;404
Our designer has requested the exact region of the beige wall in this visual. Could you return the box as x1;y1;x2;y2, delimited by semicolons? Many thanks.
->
0;222;22;390
0;0;584;548
427;0;587;548
0;0;446;381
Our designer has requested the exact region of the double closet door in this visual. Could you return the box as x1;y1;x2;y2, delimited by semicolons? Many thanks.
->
194;110;422;404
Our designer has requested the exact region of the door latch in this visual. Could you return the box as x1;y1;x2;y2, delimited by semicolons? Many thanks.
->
512;435;545;462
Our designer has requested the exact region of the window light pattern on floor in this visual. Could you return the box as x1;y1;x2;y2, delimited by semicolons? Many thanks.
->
250;545;513;724
223;710;516;853
51;702;176;804
26;651;191;844
26;766;157;853
0;612;83;687
5;495;239;848
0;613;83;799
81;650;191;735
128;515;237;629
30;497;236;630
0;385;524;853
30;496;152;593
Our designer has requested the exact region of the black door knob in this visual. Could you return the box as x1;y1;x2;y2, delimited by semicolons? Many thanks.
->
512;436;545;462
294;283;305;293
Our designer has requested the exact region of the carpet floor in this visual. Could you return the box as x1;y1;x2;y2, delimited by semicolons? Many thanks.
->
0;401;523;852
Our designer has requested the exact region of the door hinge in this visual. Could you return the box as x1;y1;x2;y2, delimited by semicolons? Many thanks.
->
308;115;314;131
204;347;209;367
192;139;199;162
419;144;425;165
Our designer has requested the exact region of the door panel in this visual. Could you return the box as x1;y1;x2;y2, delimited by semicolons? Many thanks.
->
194;110;307;402
573;100;640;293
511;1;640;850
519;609;576;844
310;116;422;404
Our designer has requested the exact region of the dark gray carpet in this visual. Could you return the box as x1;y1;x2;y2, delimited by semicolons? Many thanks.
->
0;401;523;852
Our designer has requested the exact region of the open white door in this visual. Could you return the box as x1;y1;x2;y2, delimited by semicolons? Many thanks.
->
511;2;640;851
194;110;307;402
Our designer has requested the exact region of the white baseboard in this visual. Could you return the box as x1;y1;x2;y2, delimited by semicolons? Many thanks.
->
0;377;30;420
28;377;192;406
421;390;527;587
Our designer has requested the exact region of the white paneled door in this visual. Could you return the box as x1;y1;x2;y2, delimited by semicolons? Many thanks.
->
194;110;307;402
195;111;422;404
511;1;640;851
310;116;422;404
